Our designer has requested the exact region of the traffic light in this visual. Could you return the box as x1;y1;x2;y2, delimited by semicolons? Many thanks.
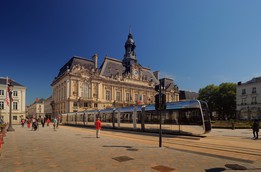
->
161;94;166;110
155;79;167;110
155;94;160;110
155;84;160;92
160;79;166;89
155;93;166;110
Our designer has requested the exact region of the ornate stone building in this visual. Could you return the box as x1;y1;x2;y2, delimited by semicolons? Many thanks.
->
51;32;179;115
237;77;261;120
27;98;45;118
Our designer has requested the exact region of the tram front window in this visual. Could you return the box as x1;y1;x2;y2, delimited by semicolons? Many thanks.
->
179;109;203;125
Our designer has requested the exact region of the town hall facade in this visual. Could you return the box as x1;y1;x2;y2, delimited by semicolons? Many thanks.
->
51;32;179;115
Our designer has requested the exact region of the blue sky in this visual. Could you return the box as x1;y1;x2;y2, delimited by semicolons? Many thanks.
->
1;0;261;105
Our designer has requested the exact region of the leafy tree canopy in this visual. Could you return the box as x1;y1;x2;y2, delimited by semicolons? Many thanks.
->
198;82;236;120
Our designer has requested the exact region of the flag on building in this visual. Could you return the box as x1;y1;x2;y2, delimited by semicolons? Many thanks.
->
5;77;10;106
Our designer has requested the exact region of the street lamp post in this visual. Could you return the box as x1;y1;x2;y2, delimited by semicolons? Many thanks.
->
7;82;15;132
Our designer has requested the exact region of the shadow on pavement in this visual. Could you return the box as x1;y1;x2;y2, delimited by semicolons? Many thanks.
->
205;168;226;172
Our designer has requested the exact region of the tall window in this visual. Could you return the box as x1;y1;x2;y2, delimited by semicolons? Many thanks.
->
252;97;257;104
116;91;121;101
38;105;41;113
126;93;130;102
13;91;18;97
252;87;256;94
135;94;138;101
106;90;111;101
13;102;18;110
241;98;246;105
82;82;89;98
0;101;4;109
0;90;4;96
143;94;146;102
242;89;246;95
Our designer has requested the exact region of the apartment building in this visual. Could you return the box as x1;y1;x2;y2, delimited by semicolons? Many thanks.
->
237;77;261;120
0;77;26;124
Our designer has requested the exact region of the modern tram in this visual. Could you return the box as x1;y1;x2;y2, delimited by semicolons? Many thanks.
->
61;99;211;135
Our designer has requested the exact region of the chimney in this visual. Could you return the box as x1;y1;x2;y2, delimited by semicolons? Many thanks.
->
92;54;98;69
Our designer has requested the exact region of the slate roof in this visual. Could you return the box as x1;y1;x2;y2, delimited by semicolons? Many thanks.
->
0;77;24;87
56;56;95;78
99;56;124;77
159;78;178;91
244;77;261;84
179;90;198;100
142;68;158;83
99;56;158;83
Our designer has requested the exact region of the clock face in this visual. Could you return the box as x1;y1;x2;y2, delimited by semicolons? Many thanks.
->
133;69;139;78
134;70;139;76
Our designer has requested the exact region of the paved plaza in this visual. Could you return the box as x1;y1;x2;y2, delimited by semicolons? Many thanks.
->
1;124;261;172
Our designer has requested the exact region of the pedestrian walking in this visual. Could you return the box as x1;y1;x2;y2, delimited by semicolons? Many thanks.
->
27;118;31;128
252;119;259;139
41;117;45;127
21;118;25;127
53;117;57;131
32;118;37;131
95;118;102;138
57;117;59;128
46;118;50;126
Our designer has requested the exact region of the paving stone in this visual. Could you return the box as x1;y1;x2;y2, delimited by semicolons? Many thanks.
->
0;125;261;172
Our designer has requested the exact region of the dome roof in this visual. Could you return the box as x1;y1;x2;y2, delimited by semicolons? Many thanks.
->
125;33;135;45
126;38;134;44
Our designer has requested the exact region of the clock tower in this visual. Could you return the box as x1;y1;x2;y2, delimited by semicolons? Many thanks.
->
122;31;137;74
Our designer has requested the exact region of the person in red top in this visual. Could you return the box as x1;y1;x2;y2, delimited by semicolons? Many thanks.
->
46;118;51;126
95;118;102;138
27;118;31;128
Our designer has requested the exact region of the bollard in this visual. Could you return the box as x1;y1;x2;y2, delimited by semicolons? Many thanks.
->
231;122;235;130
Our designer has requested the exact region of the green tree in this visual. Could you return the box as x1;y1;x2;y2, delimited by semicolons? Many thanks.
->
215;83;236;120
198;84;218;116
198;83;236;120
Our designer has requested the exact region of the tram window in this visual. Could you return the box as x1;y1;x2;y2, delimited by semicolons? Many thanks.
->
137;112;142;123
120;113;133;123
163;111;178;124
201;102;210;121
88;114;94;122
79;114;83;121
145;111;159;124
101;114;106;122
179;109;202;125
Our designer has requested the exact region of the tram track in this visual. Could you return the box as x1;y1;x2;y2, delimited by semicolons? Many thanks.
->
164;137;261;157
64;125;261;163
102;129;261;163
